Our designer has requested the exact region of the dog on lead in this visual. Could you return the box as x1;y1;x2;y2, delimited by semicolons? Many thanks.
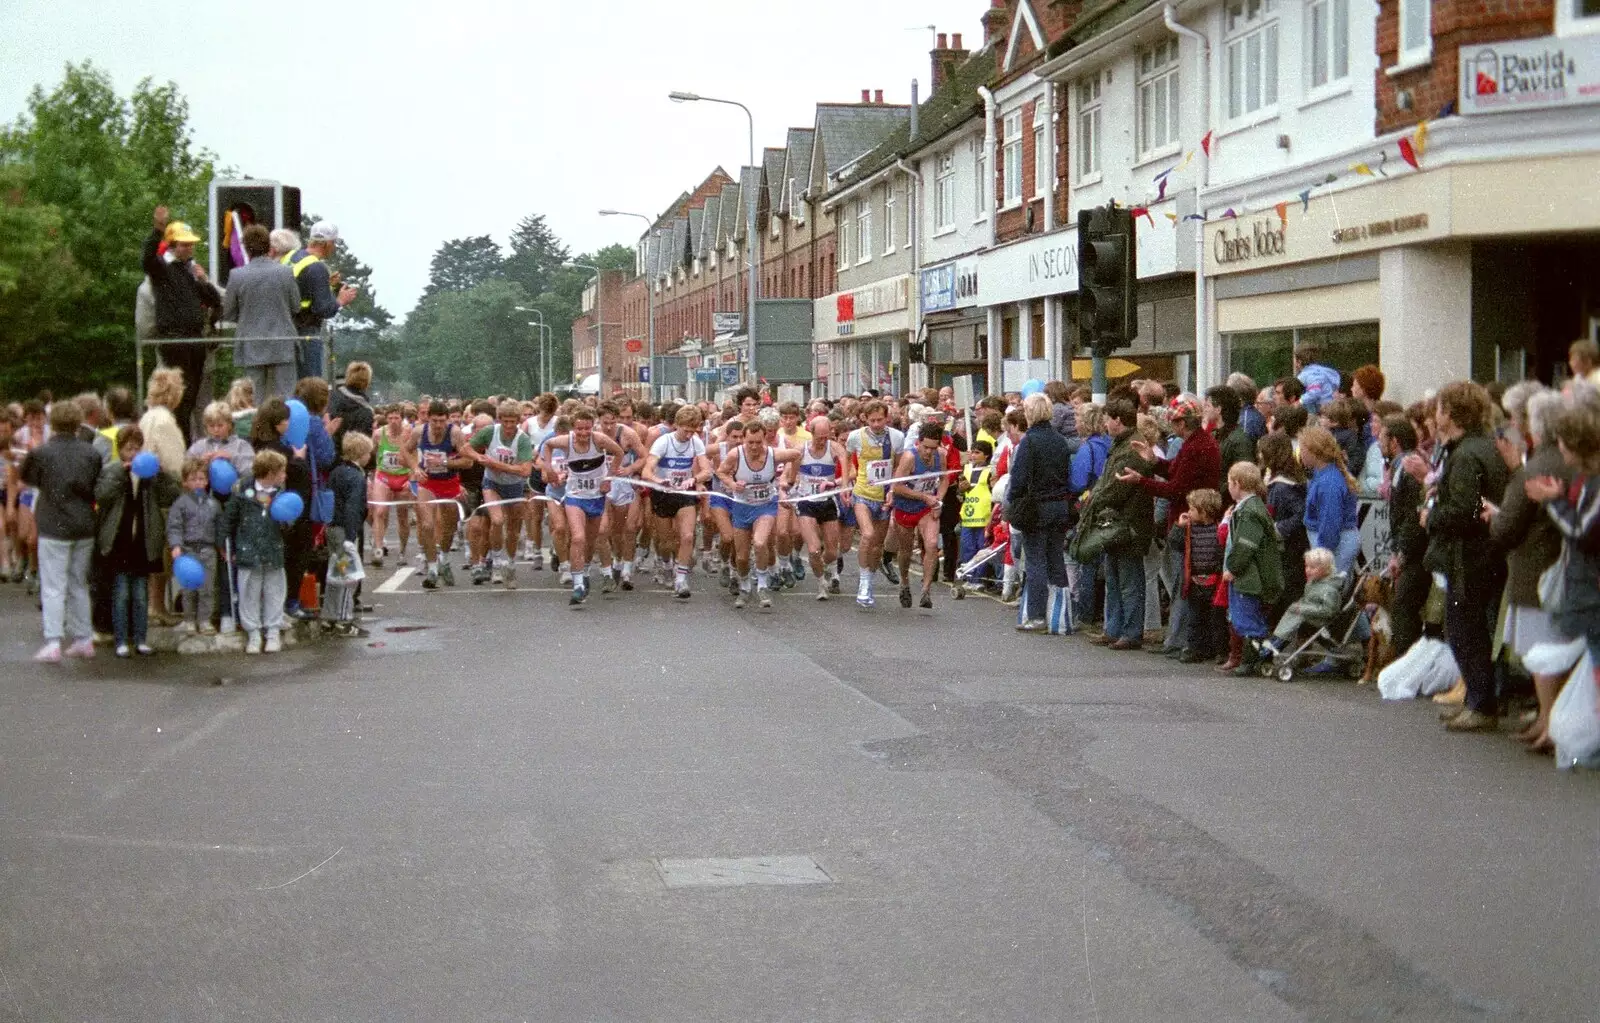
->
1358;573;1395;684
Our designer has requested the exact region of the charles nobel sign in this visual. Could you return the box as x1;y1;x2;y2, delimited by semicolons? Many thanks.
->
1213;217;1287;265
1460;34;1600;115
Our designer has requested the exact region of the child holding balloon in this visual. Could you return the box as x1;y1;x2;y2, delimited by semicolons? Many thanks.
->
166;458;221;635
95;426;180;657
224;449;292;654
187;402;255;478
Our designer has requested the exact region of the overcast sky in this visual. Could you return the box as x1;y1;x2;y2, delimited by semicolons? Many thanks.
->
2;0;983;319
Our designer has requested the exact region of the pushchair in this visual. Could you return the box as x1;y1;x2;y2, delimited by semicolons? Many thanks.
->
1259;570;1372;682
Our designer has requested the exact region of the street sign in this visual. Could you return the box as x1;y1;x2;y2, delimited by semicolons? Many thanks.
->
695;368;720;382
638;365;650;383
1071;357;1140;381
625;338;643;353
719;365;739;386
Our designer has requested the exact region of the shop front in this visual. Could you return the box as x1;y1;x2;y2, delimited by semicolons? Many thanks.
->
919;256;986;392
813;276;914;398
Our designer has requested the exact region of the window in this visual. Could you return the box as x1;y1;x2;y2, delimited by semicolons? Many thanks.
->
1397;0;1431;64
1137;39;1181;158
1560;0;1600;32
974;138;988;220
1225;0;1279;120
1308;0;1350;86
790;178;806;224
1002;112;1023;205
1075;75;1102;180
883;187;896;255
935;151;956;230
1033;120;1046;197
856;198;872;264
838;210;850;265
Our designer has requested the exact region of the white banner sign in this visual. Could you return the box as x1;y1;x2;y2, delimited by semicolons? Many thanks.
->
1460;34;1600;115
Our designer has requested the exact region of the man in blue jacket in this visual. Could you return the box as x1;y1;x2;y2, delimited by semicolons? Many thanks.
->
282;221;358;380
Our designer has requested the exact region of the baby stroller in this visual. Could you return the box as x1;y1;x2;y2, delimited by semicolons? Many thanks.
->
1259;570;1372;683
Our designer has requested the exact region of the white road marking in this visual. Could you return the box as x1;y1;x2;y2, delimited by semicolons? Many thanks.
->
374;566;414;593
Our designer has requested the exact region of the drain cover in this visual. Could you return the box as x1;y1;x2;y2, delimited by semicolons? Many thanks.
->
654;855;832;889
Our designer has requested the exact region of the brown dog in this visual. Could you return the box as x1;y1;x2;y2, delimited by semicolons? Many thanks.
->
1358;573;1395;684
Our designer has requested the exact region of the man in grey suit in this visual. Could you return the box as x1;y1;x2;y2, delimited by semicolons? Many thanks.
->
222;224;301;401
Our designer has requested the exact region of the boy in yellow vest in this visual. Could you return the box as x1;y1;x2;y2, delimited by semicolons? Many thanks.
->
955;440;994;596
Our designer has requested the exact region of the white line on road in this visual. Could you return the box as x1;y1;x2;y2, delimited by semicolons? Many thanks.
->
101;704;243;802
374;566;414;593
36;832;290;855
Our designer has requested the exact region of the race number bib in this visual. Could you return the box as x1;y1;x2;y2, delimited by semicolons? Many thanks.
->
743;482;774;503
866;459;892;485
569;474;600;496
668;469;692;490
422;450;446;471
380;450;403;472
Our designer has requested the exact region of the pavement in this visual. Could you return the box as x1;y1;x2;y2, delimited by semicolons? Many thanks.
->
0;549;1595;1022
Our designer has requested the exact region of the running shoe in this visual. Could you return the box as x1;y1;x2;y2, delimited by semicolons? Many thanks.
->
559;566;573;585
780;566;794;590
600;572;617;595
25;572;38;596
440;561;456;587
264;631;282;653
33;641;61;663
816;577;829;601
531;550;545;571
792;554;805;581
488;561;502;585
473;562;491;586
758;585;772;609
899;586;913;609
673;576;691;599
503;564;517;590
423;567;439;590
370;547;386;568
654;565;670;588
719;563;732;588
115;644;131;658
65;638;94;658
919;590;933;610
135;643;155;656
733;586;747;609
620;565;634;591
828;570;842;595
880;559;900;586
856;577;874;608
728;572;741;596
570;579;588;605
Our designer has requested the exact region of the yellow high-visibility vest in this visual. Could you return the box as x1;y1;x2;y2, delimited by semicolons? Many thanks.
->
281;250;323;311
960;465;993;528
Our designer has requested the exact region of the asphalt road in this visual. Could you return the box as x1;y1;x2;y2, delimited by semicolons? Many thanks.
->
1;552;1595;1022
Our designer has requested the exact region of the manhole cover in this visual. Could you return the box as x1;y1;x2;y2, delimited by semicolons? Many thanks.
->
654;855;832;889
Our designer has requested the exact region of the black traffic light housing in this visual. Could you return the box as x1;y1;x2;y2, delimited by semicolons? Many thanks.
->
1076;203;1137;354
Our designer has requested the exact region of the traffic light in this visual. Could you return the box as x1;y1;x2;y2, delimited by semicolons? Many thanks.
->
1076;203;1137;353
208;180;302;289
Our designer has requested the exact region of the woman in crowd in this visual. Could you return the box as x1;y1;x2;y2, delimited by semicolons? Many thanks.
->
1009;393;1073;632
328;361;375;454
1298;426;1361;576
138;367;186;625
1259;431;1309;615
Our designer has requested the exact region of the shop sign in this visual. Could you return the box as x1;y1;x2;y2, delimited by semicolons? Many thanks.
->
834;276;911;336
1213;216;1288;266
974;227;1079;306
1460;34;1600;115
712;311;743;335
921;257;980;313
1330;213;1431;245
694;368;720;382
719;365;740;386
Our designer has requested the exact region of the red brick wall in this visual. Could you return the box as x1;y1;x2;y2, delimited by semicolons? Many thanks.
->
1376;0;1554;133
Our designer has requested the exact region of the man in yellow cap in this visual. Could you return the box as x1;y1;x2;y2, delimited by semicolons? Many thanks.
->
144;205;222;442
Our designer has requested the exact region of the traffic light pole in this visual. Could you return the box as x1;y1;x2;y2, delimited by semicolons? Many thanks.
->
1091;345;1109;403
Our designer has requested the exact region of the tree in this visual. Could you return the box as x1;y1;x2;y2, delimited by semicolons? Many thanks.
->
575;243;636;274
421;235;503;298
0;62;216;395
502;214;567;301
0;166;89;394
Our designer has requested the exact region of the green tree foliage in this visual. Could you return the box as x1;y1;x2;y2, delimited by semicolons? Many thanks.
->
0;166;90;394
502;214;567;301
0;62;216;396
298;213;394;378
422;235;503;298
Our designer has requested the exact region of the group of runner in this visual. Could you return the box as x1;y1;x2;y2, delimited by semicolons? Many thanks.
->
363;388;961;610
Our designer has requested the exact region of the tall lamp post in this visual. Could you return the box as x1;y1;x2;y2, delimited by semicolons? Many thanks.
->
567;262;602;394
669;90;758;390
513;305;550;393
599;209;658;401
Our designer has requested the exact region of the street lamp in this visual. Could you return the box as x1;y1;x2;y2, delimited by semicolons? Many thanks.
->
668;89;758;391
515;305;550;392
566;262;602;394
600;209;658;401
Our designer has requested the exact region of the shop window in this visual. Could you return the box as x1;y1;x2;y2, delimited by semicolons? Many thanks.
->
1225;0;1279;121
1307;0;1349;88
1137;38;1181;159
1223;322;1379;388
1003;112;1023;206
1075;76;1102;181
1030;309;1046;360
1002;311;1019;360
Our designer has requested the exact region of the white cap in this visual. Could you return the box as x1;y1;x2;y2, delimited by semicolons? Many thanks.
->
309;221;340;242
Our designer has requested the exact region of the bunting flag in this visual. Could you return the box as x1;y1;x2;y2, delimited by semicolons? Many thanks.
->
1297;188;1313;213
1222;208;1237;219
1414;119;1430;156
1376;151;1390;177
1165;212;1179;223
1130;206;1155;226
1324;172;1339;183
1182;214;1205;222
1398;136;1419;170
1200;131;1214;157
1350;162;1374;176
1177;149;1195;171
1153;163;1177;182
1156;176;1169;201
1274;202;1288;228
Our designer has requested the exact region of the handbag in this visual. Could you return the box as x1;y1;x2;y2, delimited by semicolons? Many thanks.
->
1070;509;1132;562
1537;544;1569;612
308;445;335;524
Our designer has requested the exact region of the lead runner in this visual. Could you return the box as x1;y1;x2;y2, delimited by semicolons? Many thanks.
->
887;422;950;609
788;415;847;600
715;418;800;609
642;405;712;599
843;399;905;608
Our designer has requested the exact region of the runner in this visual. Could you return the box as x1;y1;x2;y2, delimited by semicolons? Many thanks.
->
539;408;625;605
535;411;574;583
789;415;846;600
715;417;800;609
369;406;413;568
642;405;711;599
596;401;650;592
887;422;950;609
773;401;811;589
468;401;534;589
843;399;905;608
403;402;473;590
705;417;745;590
457;407;491;578
521;394;559;570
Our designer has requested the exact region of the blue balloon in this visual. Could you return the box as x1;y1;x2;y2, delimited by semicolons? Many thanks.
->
208;459;238;496
130;451;159;480
1021;379;1046;398
285;398;311;448
270;491;304;524
173;553;207;591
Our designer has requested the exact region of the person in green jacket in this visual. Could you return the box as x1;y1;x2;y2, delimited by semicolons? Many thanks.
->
1224;460;1284;675
1263;547;1342;653
1077;400;1155;649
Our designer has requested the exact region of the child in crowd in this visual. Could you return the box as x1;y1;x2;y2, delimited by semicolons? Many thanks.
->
956;439;994;593
187;400;255;477
95;425;178;657
166;457;220;635
325;433;373;635
1262;548;1344;656
1179;488;1226;664
1224;461;1283;675
225;449;288;654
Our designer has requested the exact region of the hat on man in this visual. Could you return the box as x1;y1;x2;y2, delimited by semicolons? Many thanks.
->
163;221;201;244
309;221;340;243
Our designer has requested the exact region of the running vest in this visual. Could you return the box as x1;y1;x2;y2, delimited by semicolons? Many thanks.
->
418;423;458;480
734;445;778;504
483;424;525;486
892;449;943;512
564;435;607;499
710;441;733;495
795;443;839;501
608;426;636;504
375;429;406;476
851;428;902;501
960;465;994;528
653;434;702;491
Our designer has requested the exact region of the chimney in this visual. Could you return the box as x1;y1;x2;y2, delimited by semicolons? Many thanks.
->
982;0;1009;49
932;30;972;91
936;32;948;49
874;89;884;104
861;88;871;102
952;33;963;49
